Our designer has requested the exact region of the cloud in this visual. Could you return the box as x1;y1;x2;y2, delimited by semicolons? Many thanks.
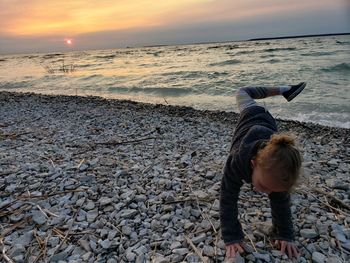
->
0;0;207;36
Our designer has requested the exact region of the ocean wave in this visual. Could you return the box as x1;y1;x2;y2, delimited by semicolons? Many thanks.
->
262;58;281;63
108;86;194;97
161;71;205;79
321;63;350;73
94;54;117;59
261;47;297;53
207;44;240;50
287;112;350;129
300;51;334;57
42;53;64;59
209;59;241;67
76;63;98;68
79;74;104;81
0;81;32;89
234;50;254;56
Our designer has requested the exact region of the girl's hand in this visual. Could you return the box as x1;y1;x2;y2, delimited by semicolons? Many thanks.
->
274;240;300;259
225;242;245;258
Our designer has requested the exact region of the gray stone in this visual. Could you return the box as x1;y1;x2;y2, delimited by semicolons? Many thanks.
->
120;209;138;218
122;225;132;235
32;210;47;225
86;210;98;222
84;200;95;210
48;237;60;247
326;256;343;263
202;245;215;257
107;230;118;240
89;240;97;251
100;239;111;249
134;245;147;255
191;234;206;244
99;197;113;206
170;241;182;250
212;199;220;211
50;251;68;262
126;251;136;261
300;229;318;239
312;251;326;263
341;241;350;251
252;252;270;262
172;248;189;255
16;230;34;246
9;244;25;257
78;239;91;251
152;254;169;263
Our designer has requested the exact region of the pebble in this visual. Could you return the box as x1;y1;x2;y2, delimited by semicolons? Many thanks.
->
1;92;349;262
100;239;111;249
32;210;47;225
253;252;270;262
120;209;138;219
300;229;319;239
99;197;113;206
312;251;326;263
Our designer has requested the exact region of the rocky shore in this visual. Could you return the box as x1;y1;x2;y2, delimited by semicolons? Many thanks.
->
0;91;349;263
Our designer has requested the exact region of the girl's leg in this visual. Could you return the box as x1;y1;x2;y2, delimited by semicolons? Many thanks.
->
236;86;290;112
236;82;306;112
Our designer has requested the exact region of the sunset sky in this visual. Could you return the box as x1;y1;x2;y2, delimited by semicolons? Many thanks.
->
0;0;349;54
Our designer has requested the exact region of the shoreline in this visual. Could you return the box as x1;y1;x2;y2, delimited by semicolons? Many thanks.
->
1;91;349;134
1;91;349;262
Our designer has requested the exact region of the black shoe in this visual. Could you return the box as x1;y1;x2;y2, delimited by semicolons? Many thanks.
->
283;82;306;102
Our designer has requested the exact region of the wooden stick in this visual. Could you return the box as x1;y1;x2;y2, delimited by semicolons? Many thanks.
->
185;235;208;263
0;239;15;263
96;136;156;146
313;188;350;210
0;218;28;239
17;189;85;200
242;228;257;252
48;208;80;261
36;205;49;219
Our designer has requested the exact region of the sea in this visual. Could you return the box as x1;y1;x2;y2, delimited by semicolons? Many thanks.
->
0;35;349;128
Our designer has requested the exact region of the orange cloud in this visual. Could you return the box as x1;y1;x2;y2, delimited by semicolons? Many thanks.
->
0;0;345;37
0;0;209;36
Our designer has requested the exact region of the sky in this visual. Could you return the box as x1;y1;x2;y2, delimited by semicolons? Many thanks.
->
0;0;349;54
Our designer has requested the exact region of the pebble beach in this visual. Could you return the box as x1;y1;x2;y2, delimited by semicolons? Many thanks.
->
0;91;349;263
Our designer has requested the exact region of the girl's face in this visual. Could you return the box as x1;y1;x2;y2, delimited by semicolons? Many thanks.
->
251;160;287;194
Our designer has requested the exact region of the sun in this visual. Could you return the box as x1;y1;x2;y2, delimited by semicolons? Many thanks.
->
65;39;73;45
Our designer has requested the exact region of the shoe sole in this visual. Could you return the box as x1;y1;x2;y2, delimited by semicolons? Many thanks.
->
287;82;306;101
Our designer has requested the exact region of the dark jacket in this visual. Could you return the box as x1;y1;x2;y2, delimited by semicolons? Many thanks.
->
220;106;294;244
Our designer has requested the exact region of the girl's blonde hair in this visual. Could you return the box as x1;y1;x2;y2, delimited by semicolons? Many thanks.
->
255;134;302;190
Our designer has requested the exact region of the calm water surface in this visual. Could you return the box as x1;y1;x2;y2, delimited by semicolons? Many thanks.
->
1;35;349;128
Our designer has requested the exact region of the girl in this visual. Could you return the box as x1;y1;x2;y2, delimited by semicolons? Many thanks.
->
220;82;306;259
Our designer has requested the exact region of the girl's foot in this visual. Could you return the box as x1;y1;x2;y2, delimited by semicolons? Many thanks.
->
283;82;306;102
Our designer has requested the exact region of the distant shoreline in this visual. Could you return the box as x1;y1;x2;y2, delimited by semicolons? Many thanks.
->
140;32;350;48
248;32;350;41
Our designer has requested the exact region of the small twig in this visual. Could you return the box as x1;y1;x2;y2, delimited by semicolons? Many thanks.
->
165;197;216;205
36;205;49;219
96;137;157;146
33;229;45;263
242;228;257;252
0;218;28;239
185;235;208;263
77;159;85;169
17;189;85;200
48;208;80;261
43;208;59;218
313;188;350;210
0;239;14;263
